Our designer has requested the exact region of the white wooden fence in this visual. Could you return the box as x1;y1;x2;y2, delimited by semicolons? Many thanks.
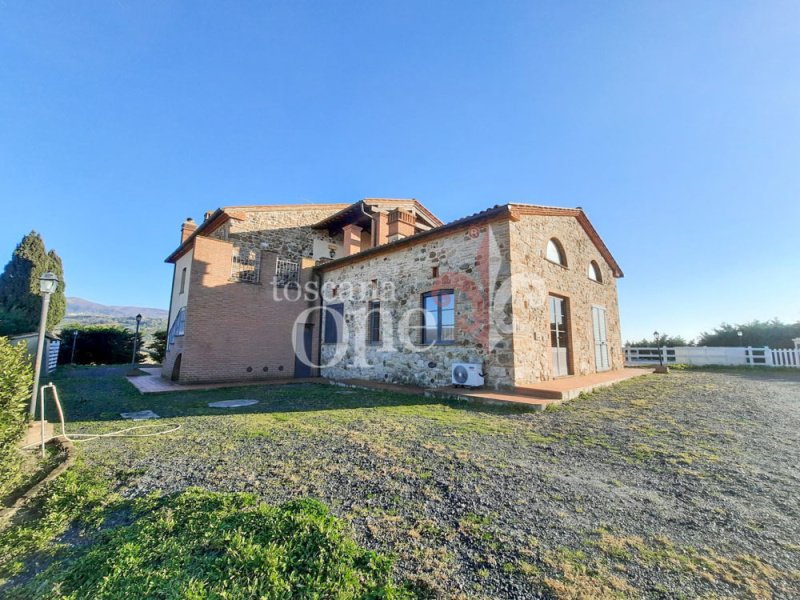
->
624;346;800;368
46;340;60;373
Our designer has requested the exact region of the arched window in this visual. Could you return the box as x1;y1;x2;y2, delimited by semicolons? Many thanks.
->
588;261;602;283
546;238;567;267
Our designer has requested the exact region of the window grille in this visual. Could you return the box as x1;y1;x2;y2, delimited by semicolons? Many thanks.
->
275;258;299;287
231;248;261;283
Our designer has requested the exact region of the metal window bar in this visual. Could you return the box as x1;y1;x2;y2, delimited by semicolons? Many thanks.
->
231;249;261;283
275;258;299;287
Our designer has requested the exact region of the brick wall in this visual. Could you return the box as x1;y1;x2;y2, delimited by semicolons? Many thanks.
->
172;235;320;383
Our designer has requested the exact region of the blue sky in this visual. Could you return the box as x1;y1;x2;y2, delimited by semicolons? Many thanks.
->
1;1;798;342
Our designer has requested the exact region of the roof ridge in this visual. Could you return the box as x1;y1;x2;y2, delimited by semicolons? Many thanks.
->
221;202;352;211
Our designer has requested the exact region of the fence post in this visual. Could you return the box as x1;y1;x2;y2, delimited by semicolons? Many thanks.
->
763;347;773;367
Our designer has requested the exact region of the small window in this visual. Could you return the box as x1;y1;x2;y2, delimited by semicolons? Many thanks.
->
168;307;186;344
324;303;345;344
179;267;187;294
546;238;567;266
431;265;439;278
588;261;602;283
421;290;455;345
367;301;381;344
231;247;261;283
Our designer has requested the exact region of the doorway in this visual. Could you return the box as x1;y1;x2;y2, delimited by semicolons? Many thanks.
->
170;353;182;381
294;324;314;377
549;295;571;377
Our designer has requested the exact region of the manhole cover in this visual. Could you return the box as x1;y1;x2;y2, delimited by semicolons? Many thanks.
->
120;410;160;420
208;399;259;408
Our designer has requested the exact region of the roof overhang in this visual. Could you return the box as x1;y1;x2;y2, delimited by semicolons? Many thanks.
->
315;204;511;272
315;203;623;277
312;198;444;231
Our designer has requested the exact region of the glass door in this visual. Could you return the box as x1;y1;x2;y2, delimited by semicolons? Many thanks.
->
549;295;571;377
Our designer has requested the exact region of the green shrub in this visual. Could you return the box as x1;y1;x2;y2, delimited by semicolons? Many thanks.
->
149;329;167;363
23;488;413;599
0;336;33;499
57;325;144;365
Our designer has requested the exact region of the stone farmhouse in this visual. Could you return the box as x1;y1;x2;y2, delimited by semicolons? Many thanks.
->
163;198;623;391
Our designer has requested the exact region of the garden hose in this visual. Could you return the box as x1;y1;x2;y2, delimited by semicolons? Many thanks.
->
21;383;181;454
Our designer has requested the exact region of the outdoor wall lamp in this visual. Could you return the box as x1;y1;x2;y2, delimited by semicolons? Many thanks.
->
28;272;59;417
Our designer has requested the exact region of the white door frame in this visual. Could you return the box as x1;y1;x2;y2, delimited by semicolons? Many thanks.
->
549;295;571;377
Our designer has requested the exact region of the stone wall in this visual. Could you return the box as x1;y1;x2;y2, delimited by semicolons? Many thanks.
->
318;218;516;390
508;214;623;384
209;205;347;263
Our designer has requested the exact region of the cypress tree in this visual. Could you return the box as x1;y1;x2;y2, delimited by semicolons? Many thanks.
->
0;232;66;335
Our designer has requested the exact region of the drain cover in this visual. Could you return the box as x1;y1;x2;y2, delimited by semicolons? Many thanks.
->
208;399;259;408
120;410;160;420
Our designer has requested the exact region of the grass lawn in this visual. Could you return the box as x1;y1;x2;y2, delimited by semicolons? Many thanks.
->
1;366;799;599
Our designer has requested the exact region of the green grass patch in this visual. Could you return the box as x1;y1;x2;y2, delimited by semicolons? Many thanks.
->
4;482;412;599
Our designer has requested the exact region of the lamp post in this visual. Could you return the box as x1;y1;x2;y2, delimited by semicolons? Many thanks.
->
70;330;78;365
653;330;670;373
737;330;743;347
28;272;59;417
131;313;142;367
653;330;663;367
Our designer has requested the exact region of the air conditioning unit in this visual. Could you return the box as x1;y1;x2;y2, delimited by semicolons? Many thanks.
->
451;363;485;388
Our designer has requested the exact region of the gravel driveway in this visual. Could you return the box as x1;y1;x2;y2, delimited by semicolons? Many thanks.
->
59;367;800;598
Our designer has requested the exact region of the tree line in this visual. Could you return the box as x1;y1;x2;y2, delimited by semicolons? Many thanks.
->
627;319;800;348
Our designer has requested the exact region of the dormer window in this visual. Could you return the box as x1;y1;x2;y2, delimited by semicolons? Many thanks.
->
546;238;567;267
588;261;603;283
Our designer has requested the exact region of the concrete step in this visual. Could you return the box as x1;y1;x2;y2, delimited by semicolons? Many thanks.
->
513;386;565;400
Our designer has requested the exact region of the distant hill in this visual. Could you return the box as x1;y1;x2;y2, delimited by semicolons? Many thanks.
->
60;297;168;338
66;297;168;320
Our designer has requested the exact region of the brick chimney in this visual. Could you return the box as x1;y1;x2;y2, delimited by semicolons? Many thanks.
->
387;209;415;241
181;218;197;243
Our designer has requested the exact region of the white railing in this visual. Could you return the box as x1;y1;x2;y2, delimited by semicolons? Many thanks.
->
624;346;799;368
771;347;800;367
